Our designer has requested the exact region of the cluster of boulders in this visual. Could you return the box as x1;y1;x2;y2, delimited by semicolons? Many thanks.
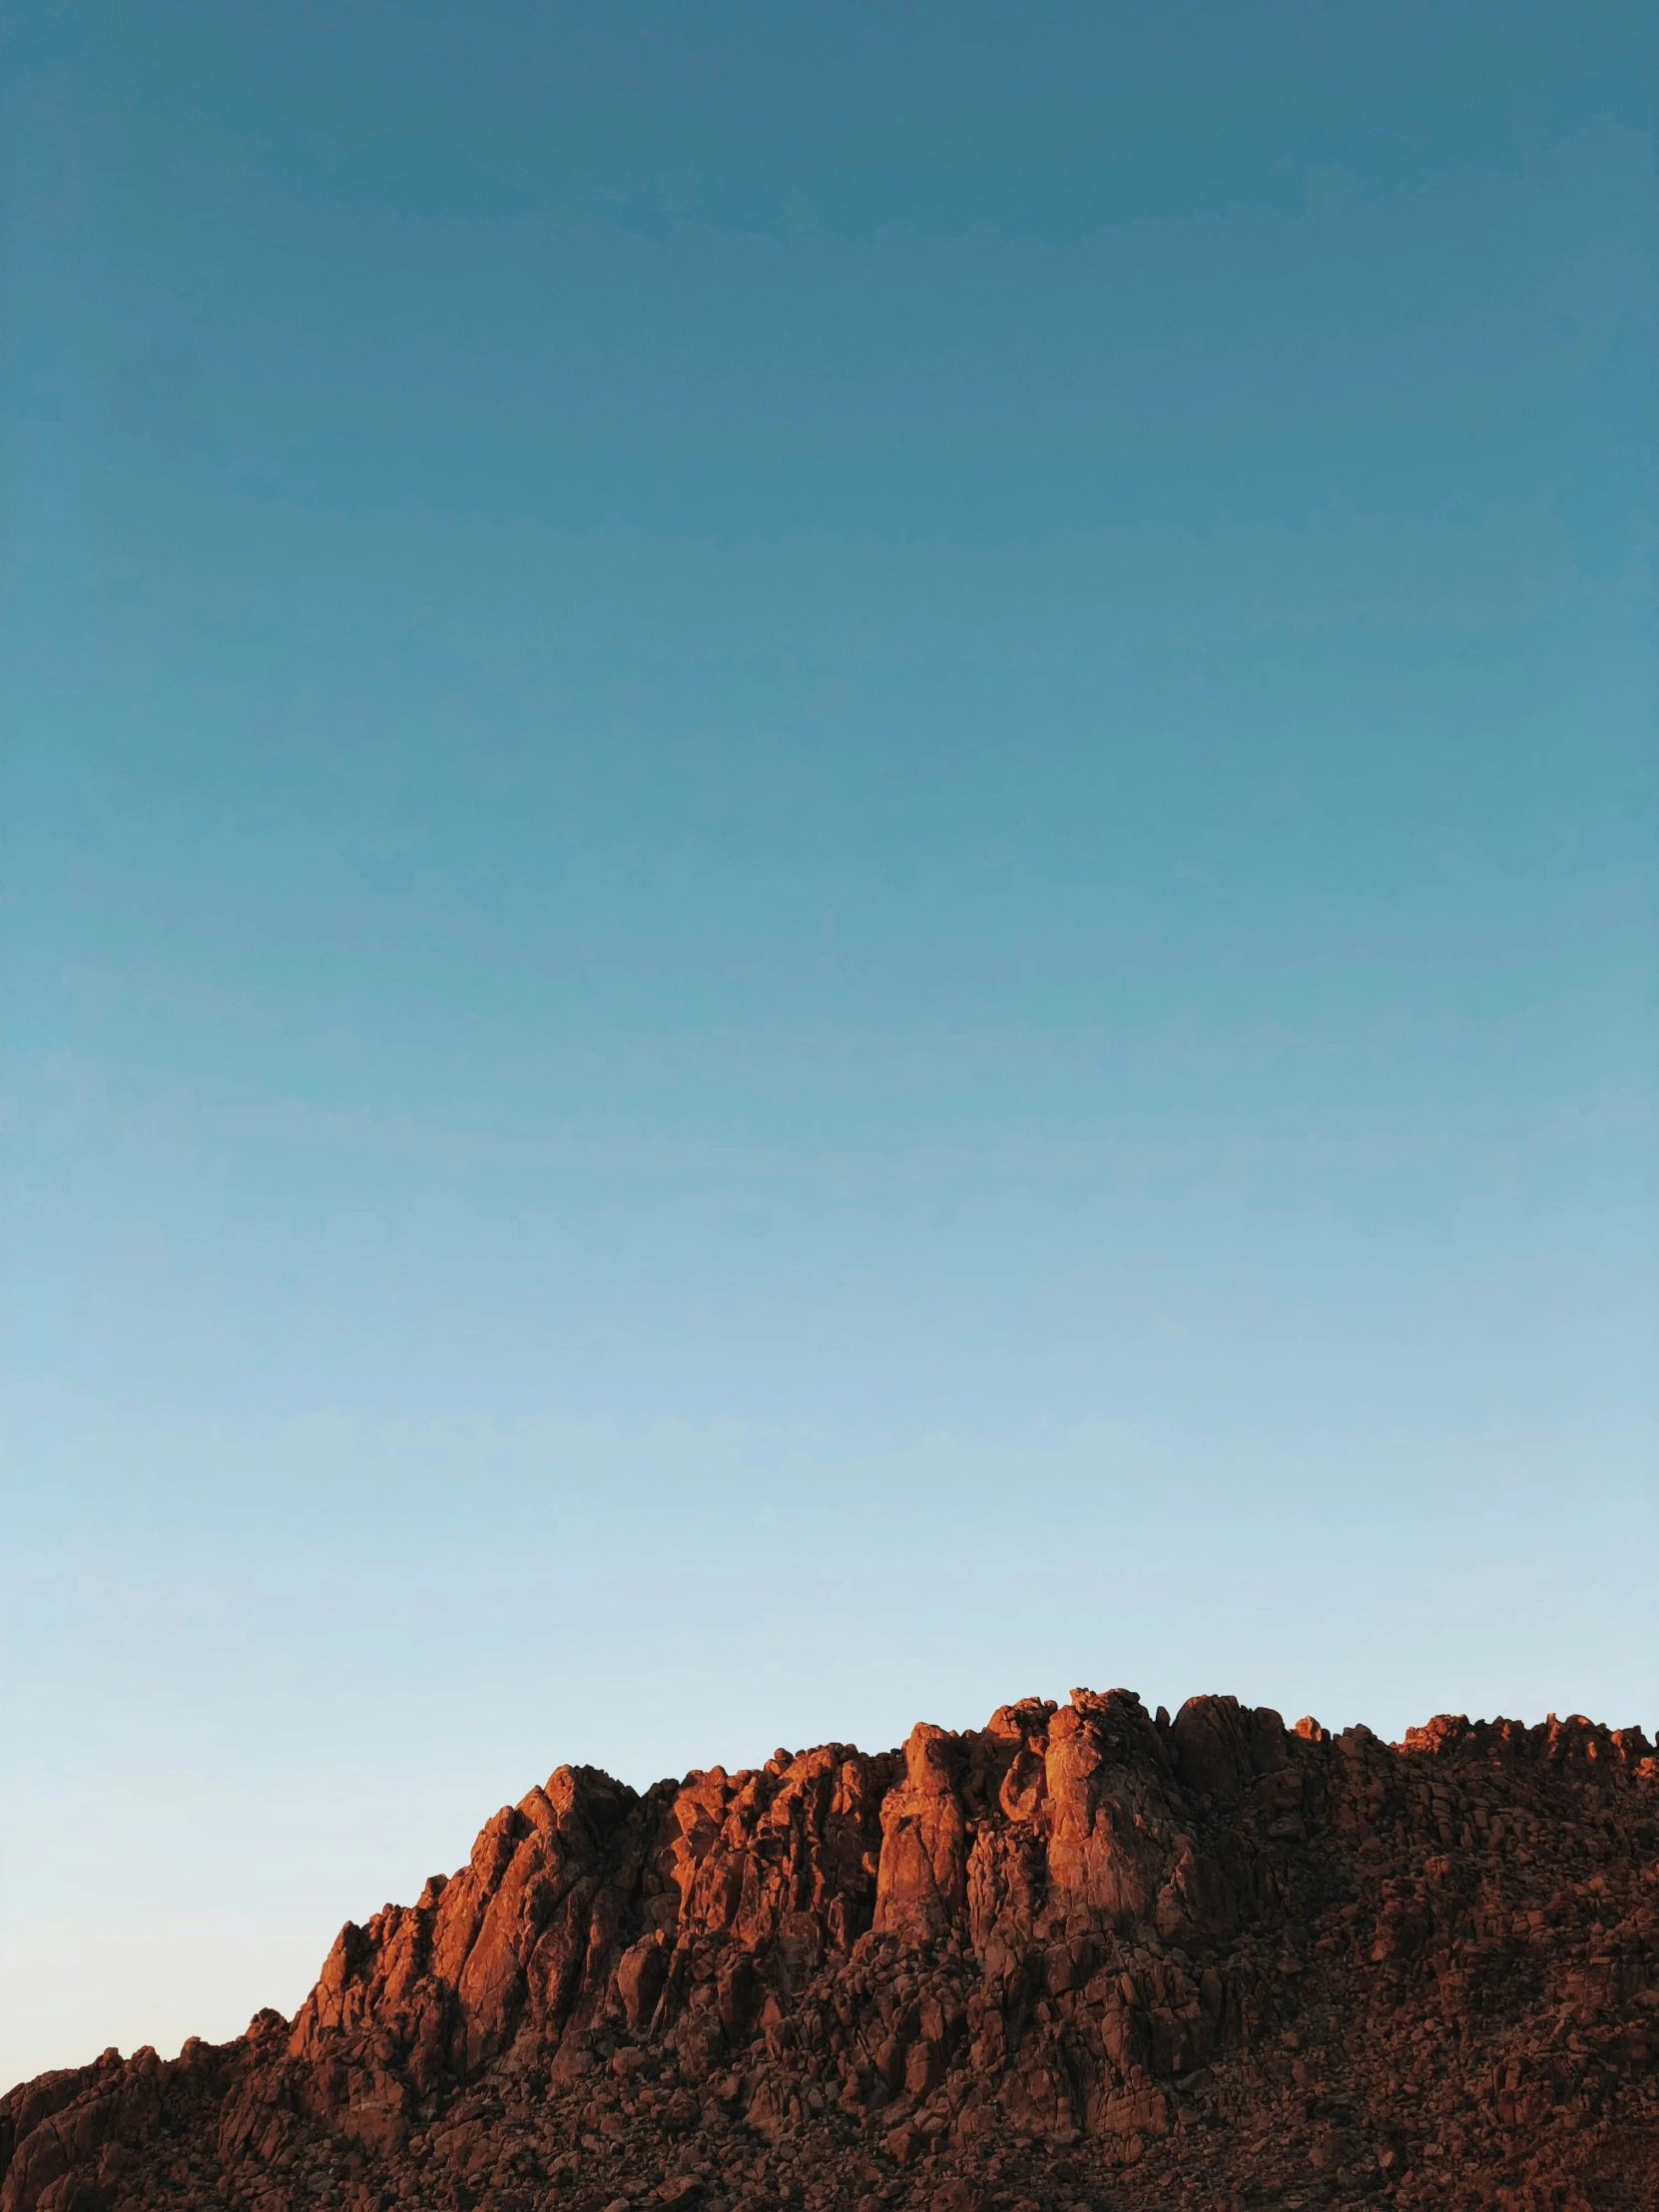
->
4;1690;1656;2212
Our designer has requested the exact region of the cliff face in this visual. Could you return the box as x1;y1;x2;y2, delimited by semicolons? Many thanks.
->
4;1691;1656;2212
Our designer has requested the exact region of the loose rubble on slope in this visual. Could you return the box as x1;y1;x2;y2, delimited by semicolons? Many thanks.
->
4;1692;1656;2212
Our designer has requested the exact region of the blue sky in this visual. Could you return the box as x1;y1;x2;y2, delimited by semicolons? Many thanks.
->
3;0;1655;2088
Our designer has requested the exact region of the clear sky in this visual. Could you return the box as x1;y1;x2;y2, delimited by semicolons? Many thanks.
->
2;0;1655;2094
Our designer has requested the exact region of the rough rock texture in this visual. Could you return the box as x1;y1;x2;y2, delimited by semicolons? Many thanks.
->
5;1691;1657;2212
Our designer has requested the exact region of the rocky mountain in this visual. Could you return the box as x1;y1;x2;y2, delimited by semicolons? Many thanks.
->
4;1690;1656;2212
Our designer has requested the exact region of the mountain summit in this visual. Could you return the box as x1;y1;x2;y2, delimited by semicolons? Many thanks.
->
4;1690;1655;2212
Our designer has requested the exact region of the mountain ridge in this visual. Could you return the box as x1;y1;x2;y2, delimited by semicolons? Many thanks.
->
4;1689;1656;2212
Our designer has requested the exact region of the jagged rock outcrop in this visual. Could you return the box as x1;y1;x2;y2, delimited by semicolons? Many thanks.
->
4;1690;1656;2212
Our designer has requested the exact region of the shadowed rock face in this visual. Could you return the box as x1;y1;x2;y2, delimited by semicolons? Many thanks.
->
4;1689;1656;2212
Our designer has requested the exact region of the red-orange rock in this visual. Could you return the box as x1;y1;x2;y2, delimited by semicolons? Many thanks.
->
3;1690;1656;2212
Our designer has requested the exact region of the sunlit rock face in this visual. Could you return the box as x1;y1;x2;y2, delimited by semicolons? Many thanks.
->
4;1691;1657;2212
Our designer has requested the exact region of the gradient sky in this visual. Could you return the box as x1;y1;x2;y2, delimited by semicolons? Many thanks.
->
3;0;1655;2093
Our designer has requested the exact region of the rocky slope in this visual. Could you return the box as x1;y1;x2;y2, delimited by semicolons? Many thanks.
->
4;1691;1656;2212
